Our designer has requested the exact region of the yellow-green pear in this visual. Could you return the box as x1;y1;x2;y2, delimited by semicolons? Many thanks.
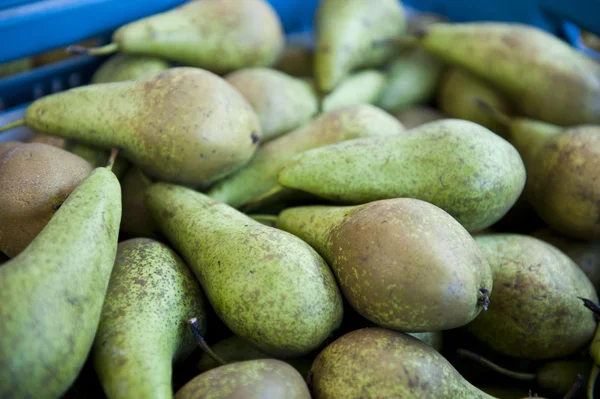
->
91;53;170;83
321;70;386;112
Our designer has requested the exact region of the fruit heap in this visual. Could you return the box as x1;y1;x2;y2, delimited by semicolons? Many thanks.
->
0;0;599;398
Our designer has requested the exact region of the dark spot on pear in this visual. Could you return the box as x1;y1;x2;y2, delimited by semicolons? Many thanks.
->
251;132;260;144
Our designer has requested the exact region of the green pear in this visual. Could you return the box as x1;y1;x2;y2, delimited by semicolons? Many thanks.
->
437;67;513;137
277;198;493;332
207;104;405;209
197;336;314;378
321;70;386;112
0;142;93;257
278;119;526;232
74;0;284;73
0;166;121;398
93;238;207;399
394;106;445;129
91;53;170;83
310;327;494;399
3;67;262;186
145;183;343;357
225;68;319;141
415;22;600;125
377;48;445;112
120;167;157;238
468;234;598;359
314;0;406;92
176;359;311;399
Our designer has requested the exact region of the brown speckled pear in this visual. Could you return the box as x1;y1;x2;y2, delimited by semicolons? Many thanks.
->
0;142;93;257
207;104;405;209
468;234;598;359
416;22;600;125
314;0;406;92
19;67;262;186
176;359;311;399
91;53;170;84
145;183;343;357
309;328;494;399
225;68;319;141
93;238;207;399
278;119;526;232
277;198;493;332
0;167;121;399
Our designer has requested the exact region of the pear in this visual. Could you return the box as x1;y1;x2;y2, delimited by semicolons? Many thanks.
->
207;104;405;209
93;238;207;399
394;106;445;129
91;53;170;84
437;68;513;137
314;0;406;92
176;359;310;399
278;119;526;232
0;165;121;398
274;33;313;77
407;332;444;352
225;68;319;141
310;327;494;399
28;133;66;147
533;228;600;292
321;70;386;112
277;198;493;332
377;48;445;112
467;234;598;359
0;142;93;257
72;0;284;73
415;22;600;125
145;183;343;357
2;67;262;186
120;167;158;238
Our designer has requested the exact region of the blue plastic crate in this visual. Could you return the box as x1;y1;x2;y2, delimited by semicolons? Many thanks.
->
1;0;599;114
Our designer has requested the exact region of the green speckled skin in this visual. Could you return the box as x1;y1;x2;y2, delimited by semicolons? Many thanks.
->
225;68;319;141
468;234;598;359
417;23;600;125
314;0;406;92
145;183;343;357
113;0;284;74
407;332;443;352
377;48;445;113
23;67;261;186
208;104;405;208
310;328;494;399
322;70;386;112
176;359;311;399
91;53;171;84
279;118;526;232
277;199;493;332
0;167;121;399
93;238;206;399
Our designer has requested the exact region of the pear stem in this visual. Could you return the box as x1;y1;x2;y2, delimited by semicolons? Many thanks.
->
106;148;119;171
67;42;118;56
0;119;25;133
474;98;512;128
456;349;535;381
562;374;584;399
240;185;286;209
579;297;600;317
188;317;227;366
588;365;599;399
249;214;279;225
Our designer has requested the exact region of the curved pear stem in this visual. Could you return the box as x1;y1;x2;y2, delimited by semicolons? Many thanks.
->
456;349;535;381
588;365;599;399
0;119;25;133
474;98;512;127
240;185;286;210
105;148;120;171
67;43;118;56
562;374;584;399
188;317;227;366
579;297;600;317
249;214;278;225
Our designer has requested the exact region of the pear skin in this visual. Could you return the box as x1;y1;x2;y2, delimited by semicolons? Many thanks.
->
0;167;121;398
278;119;526;232
322;70;386;112
277;198;493;332
20;67;262;186
109;0;283;73
468;234;598;359
91;53;170;84
394;106;445;129
225;68;319;141
310;328;494;399
416;22;600;125
314;0;406;92
145;183;343;357
93;238;207;399
207;104;405;208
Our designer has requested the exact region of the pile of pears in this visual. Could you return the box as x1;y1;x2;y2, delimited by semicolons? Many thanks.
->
1;0;600;398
